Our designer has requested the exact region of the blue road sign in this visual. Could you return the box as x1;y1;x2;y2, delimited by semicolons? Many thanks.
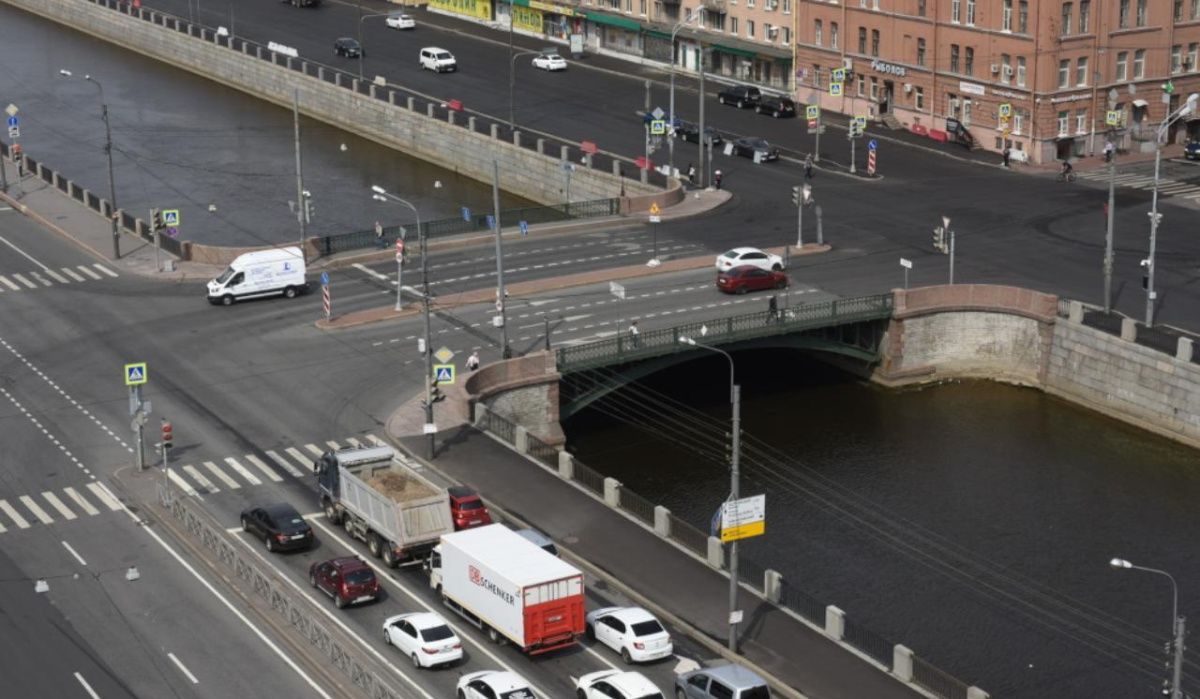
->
868;139;878;151
519;220;529;236
124;362;148;386
486;214;495;230
461;206;471;222
6;116;17;128
320;271;330;286
434;365;456;384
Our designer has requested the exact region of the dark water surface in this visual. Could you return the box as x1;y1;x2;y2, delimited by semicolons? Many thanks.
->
564;349;1200;698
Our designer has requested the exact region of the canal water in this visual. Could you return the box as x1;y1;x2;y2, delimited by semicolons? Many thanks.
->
564;348;1200;698
0;4;532;247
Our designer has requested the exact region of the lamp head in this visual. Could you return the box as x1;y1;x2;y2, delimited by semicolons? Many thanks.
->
1110;558;1133;569
370;185;386;195
58;69;72;77
372;194;387;202
679;336;696;346
1185;93;1200;116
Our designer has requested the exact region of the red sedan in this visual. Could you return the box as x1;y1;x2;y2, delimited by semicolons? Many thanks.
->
717;265;789;294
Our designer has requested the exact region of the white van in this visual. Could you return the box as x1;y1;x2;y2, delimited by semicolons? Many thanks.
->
419;47;457;73
207;246;307;305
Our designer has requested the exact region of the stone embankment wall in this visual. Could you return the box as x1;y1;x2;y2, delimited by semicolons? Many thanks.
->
462;351;563;446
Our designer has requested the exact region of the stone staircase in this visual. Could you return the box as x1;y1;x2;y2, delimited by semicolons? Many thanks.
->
880;112;904;130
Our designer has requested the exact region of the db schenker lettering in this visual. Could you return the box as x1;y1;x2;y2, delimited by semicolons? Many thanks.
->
469;565;516;605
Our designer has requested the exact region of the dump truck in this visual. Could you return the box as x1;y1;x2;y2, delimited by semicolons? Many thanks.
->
427;524;585;654
315;444;453;567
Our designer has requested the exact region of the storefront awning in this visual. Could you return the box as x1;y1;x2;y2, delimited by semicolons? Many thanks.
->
1132;99;1149;108
712;43;757;59
586;12;641;31
643;28;672;40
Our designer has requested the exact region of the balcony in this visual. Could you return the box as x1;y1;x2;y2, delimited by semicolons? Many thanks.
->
699;0;727;14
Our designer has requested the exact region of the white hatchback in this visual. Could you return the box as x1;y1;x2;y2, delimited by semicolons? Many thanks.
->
382;612;462;668
576;670;664;699
715;247;784;273
457;670;538;699
586;606;673;663
386;13;415;29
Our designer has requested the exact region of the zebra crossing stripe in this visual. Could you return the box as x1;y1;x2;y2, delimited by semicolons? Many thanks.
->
303;444;325;458
61;268;86;282
93;264;119;278
183;465;219;493
224;457;262;486
345;437;365;448
0;276;18;291
265;449;305;478
86;483;123;511
202;461;240;489
41;492;76;520
43;269;69;284
244;454;284;483
167;469;199;497
19;495;53;524
1159;183;1200;193
324;440;342;451
76;266;102;280
0;500;29;528
284;447;314;473
12;274;38;289
365;434;386;446
63;487;100;516
30;272;53;287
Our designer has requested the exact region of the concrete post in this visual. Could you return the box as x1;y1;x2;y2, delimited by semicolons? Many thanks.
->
52;171;61;189
706;536;724;569
1178;337;1194;362
653;506;671;537
513;131;521;148
427;103;435;118
967;688;990;699
514;426;528;454
893;645;914;682
448;110;456;126
1120;317;1138;342
335;73;342;88
473;403;489;427
389;91;397;106
825;605;845;640
612;160;621;177
286;57;293;71
764;569;783;604
560;145;569;161
81;188;91;206
351;78;360;92
256;46;263;60
468;116;476;132
641;168;649;184
603;478;621;508
1068;300;1084;323
369;85;376;99
407;96;415;111
537;138;545;155
317;66;324;81
557;450;574;480
491;123;500;139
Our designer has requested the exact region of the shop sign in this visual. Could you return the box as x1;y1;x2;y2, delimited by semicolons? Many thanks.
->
1049;92;1090;104
958;81;986;96
530;0;577;16
870;59;907;78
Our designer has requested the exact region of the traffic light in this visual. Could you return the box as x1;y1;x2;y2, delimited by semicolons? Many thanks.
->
933;226;946;252
161;419;174;450
151;208;163;231
792;185;801;207
429;378;446;404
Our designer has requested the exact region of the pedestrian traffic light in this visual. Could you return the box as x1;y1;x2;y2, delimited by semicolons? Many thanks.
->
933;226;946;252
429;378;446;404
1142;274;1149;290
151;208;163;231
792;185;801;207
161;419;173;450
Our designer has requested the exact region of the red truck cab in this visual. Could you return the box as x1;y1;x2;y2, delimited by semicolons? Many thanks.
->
448;486;493;530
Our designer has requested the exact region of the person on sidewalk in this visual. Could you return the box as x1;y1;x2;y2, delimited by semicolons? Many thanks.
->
1002;147;1011;168
803;154;814;179
1103;141;1115;163
629;320;640;348
714;170;723;190
374;221;385;249
768;295;778;322
687;163;697;186
466;351;480;372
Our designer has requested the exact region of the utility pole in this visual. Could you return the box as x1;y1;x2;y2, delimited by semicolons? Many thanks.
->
1104;140;1116;313
697;48;706;188
421;208;435;459
1172;615;1186;699
292;90;308;263
849;127;858;174
728;382;741;652
814;109;822;163
395;227;405;312
948;225;956;285
644;80;651;178
0;143;8;193
492;161;510;358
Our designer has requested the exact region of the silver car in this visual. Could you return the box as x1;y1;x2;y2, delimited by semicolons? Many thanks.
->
675;663;771;699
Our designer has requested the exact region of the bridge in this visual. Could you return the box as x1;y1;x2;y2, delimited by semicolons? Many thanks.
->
556;294;895;418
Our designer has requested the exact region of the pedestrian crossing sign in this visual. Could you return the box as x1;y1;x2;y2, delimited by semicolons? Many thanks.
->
162;209;180;226
829;81;843;97
124;362;148;386
433;364;456;385
1106;110;1121;126
805;105;820;120
650;119;667;135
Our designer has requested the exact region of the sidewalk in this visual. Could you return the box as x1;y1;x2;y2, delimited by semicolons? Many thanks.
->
393;423;925;699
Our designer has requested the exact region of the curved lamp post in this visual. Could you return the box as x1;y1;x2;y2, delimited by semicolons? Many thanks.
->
1110;557;1185;699
59;69;120;260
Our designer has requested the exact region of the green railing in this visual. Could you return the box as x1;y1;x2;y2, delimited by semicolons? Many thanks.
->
556;293;895;373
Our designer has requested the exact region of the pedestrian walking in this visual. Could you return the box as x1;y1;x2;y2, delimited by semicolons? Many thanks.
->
629;320;640;347
803;154;814;179
687;163;697;185
1002;147;1011;168
768;295;778;322
375;221;385;249
1103;141;1115;163
466;351;480;372
714;170;723;190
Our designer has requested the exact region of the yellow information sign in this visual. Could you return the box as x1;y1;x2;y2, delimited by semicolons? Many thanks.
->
649;202;660;215
806;105;820;120
719;494;765;543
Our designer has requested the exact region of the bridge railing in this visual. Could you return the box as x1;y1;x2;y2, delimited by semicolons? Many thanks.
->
556;293;895;373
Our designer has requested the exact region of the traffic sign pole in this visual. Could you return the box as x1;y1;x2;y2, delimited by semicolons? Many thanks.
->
395;236;405;311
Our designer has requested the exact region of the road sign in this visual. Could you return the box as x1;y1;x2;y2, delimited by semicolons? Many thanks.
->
1106;110;1121;126
395;239;404;258
433;364;456;385
831;68;846;82
461;206;471;222
6;126;17;139
998;103;1012;118
519;220;529;236
829;81;843;97
650;119;666;135
853;115;868;132
6;116;16;127
900;258;913;269
868;139;878;151
320;271;330;286
609;281;625;300
650;106;665;120
649;202;660;216
4;104;17;117
162;209;180;227
805;105;820;120
434;346;454;363
124;362;148;386
719;494;765;542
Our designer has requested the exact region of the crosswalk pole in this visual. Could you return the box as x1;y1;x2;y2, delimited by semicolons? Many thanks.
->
1104;154;1115;313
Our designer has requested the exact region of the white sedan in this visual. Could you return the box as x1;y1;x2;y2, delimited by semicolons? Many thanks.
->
382;612;462;668
457;670;538;699
715;246;784;272
532;53;567;71
586;606;673;663
577;670;664;699
386;13;416;29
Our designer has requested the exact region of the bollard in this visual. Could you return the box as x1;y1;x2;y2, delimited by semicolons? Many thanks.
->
706;536;724;569
514;426;528;454
407;96;415;111
448;110;456;126
513;131;521;147
557;450;574;480
1178;337;1194;362
427;103;435;118
893;645;914;682
603;478;620;508
764;569;783;604
389;91;397;106
468;116;476;131
1120;317;1137;342
653;506;671;537
537;138;545;155
825;605;845;640
967;688;990;699
1068;300;1083;323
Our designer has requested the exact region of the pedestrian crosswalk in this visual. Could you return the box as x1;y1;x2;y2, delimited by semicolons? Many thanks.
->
0;483;123;533
1076;169;1200;201
0;264;118;294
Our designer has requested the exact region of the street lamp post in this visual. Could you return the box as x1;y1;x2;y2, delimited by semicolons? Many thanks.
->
371;185;434;459
59;70;120;260
668;11;700;182
357;10;394;81
508;49;542;130
1145;92;1198;327
679;336;741;652
1110;558;1185;699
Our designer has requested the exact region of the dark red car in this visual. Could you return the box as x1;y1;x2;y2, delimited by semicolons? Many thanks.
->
717;265;789;294
309;557;380;608
448;486;493;530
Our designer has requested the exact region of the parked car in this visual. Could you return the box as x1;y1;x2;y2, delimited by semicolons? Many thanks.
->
715;247;784;273
456;670;537;699
1186;140;1200;160
282;0;320;6
532;49;567;71
333;37;363;58
731;137;779;162
576;670;664;699
514;528;558;556
308;557;380;609
239;502;314;552
586;607;673;663
419;46;457;72
675;120;722;146
385;13;416;29
448;485;492;530
675;664;772;699
717;85;761;109
755;96;796;118
382;612;463;668
717;265;789;295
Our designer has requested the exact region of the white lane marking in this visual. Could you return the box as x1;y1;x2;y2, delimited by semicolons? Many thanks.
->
0;276;18;291
266;449;305;478
324;440;341;451
0;500;27;529
183;465;219;493
43;269;69;284
223;457;263;486
93;264;119;278
303;443;326;458
12;273;38;289
42;492;77;520
64;487;100;516
345;437;364;448
352;262;390;280
76;265;102;280
365;433;386;446
202;461;241;490
0;234;51;270
244;454;284;483
167;469;200;497
30;272;52;287
86;483;122;511
284;447;315;473
61;267;86;282
168;652;200;684
75;672;101;699
19;495;54;524
62;540;88;566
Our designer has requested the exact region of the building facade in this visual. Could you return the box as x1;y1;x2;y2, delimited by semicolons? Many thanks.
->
793;0;1200;163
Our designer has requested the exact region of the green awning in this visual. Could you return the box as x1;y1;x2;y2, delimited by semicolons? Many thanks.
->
499;0;531;5
712;43;757;59
587;12;642;31
643;29;672;39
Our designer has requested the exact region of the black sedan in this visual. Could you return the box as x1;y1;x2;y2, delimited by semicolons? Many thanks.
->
675;121;723;146
731;137;779;162
334;37;363;58
241;502;314;552
1186;140;1200;160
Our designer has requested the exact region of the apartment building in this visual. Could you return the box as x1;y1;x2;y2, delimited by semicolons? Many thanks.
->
794;0;1200;163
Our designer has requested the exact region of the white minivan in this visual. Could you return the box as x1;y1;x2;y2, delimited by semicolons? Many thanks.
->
207;246;307;305
419;47;457;73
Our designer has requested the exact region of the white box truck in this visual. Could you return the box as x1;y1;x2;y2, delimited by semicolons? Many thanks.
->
315;445;453;567
428;524;585;654
207;246;307;305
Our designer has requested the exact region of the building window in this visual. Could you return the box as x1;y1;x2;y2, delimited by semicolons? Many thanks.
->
831;23;839;48
870;77;879;99
858;27;867;54
948;93;961;118
1076;57;1088;85
966;0;975;25
1017;56;1027;86
871;29;880;56
1079;0;1090;32
782;0;790;12
963;98;973;125
1002;0;1012;30
813;63;823;88
782;26;790;44
1172;45;1182;74
730;17;738;34
1189;43;1198;73
950;44;960;73
1134;49;1146;78
857;74;866;96
814;19;823;46
965;47;974;75
1076;109;1087;134
1019;0;1029;32
746;19;754;37
1058;59;1070;87
1001;53;1011;84
917;38;926;66
1057;111;1069;135
915;86;925;109
1119;0;1129;27
1061;3;1072;36
1175;0;1184;21
1013;111;1024;135
625;0;631;12
951;0;960;23
1136;0;1147;26
1116;51;1128;81
1194;0;1200;20
918;0;926;17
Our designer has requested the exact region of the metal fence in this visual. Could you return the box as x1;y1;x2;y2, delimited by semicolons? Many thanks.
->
526;436;559;466
479;407;516;444
913;657;971;699
842;615;895;668
777;578;827;626
571;459;606;496
617;485;657;525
